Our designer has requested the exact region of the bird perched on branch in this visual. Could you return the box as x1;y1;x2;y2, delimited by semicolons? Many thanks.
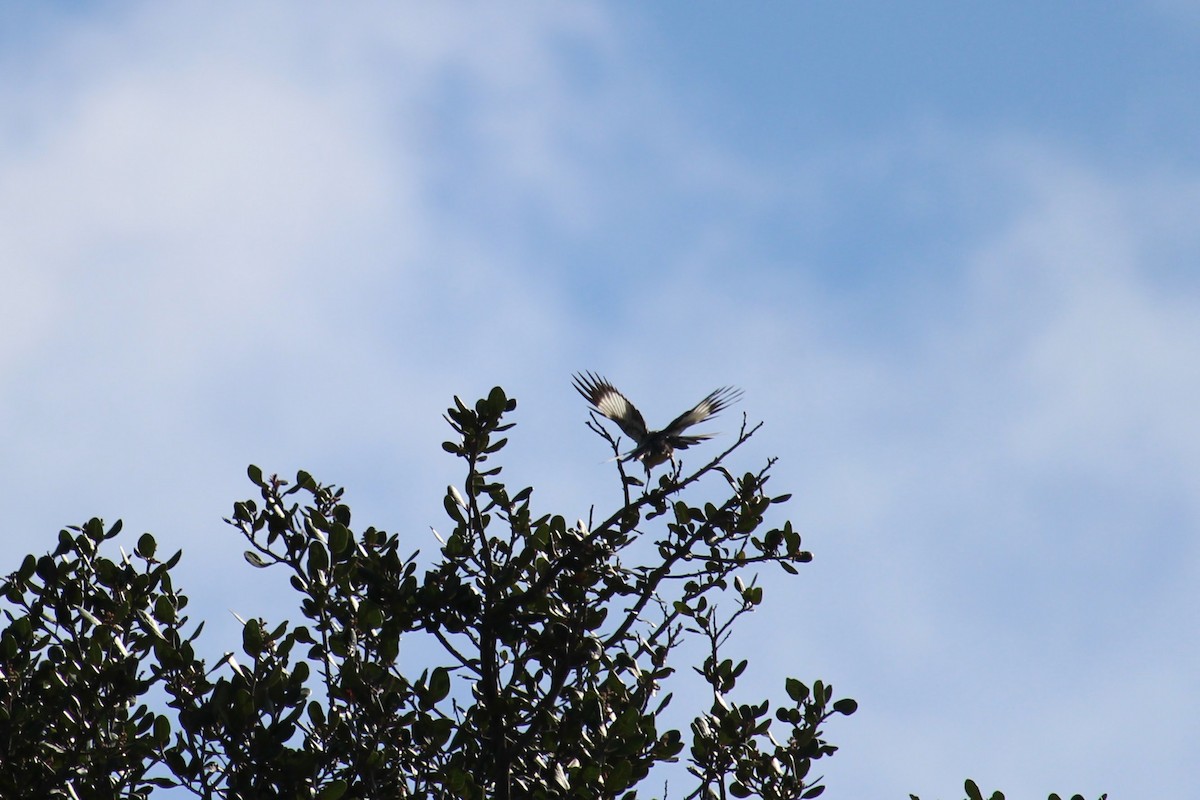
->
573;372;743;471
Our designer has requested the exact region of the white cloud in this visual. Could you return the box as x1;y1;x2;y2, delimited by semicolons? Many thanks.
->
781;141;1200;798
0;2;634;611
561;124;1200;795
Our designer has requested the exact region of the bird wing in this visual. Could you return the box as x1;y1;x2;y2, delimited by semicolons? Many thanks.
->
666;433;715;451
660;386;744;438
572;372;649;442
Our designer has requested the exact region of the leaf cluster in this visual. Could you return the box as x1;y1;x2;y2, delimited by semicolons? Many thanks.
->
1;386;853;799
910;779;1108;800
0;520;190;798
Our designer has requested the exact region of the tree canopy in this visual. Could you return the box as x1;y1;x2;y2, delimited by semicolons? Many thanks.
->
0;386;1103;800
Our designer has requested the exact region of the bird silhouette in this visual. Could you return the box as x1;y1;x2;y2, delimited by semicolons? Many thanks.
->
573;372;743;471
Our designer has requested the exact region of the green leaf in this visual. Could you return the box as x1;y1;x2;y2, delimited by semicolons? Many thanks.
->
247;464;264;485
329;524;351;556
308;541;329;573
154;595;177;624
832;698;858;715
17;553;36;581
317;780;348;800
242;618;264;656
153;715;171;745
444;494;465;524
244;551;270;568
785;678;808;702
35;555;57;582
428;667;451;703
137;532;157;559
965;779;984;800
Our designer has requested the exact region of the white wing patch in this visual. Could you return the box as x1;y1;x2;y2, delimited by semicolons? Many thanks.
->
574;373;743;469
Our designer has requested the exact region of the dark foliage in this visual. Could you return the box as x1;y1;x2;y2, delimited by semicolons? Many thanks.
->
0;386;1104;799
910;780;1108;800
0;387;851;799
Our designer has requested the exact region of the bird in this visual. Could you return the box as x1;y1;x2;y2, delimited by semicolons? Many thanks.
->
573;372;743;471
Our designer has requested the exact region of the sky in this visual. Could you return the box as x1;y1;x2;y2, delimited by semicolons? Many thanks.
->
2;2;1199;798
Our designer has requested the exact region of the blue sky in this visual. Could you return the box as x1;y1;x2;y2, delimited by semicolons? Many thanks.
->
3;2;1199;798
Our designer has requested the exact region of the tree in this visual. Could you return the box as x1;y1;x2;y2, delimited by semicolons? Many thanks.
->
0;386;1106;799
0;386;853;799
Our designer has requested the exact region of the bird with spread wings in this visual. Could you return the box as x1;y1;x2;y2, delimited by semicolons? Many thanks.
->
573;372;743;472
